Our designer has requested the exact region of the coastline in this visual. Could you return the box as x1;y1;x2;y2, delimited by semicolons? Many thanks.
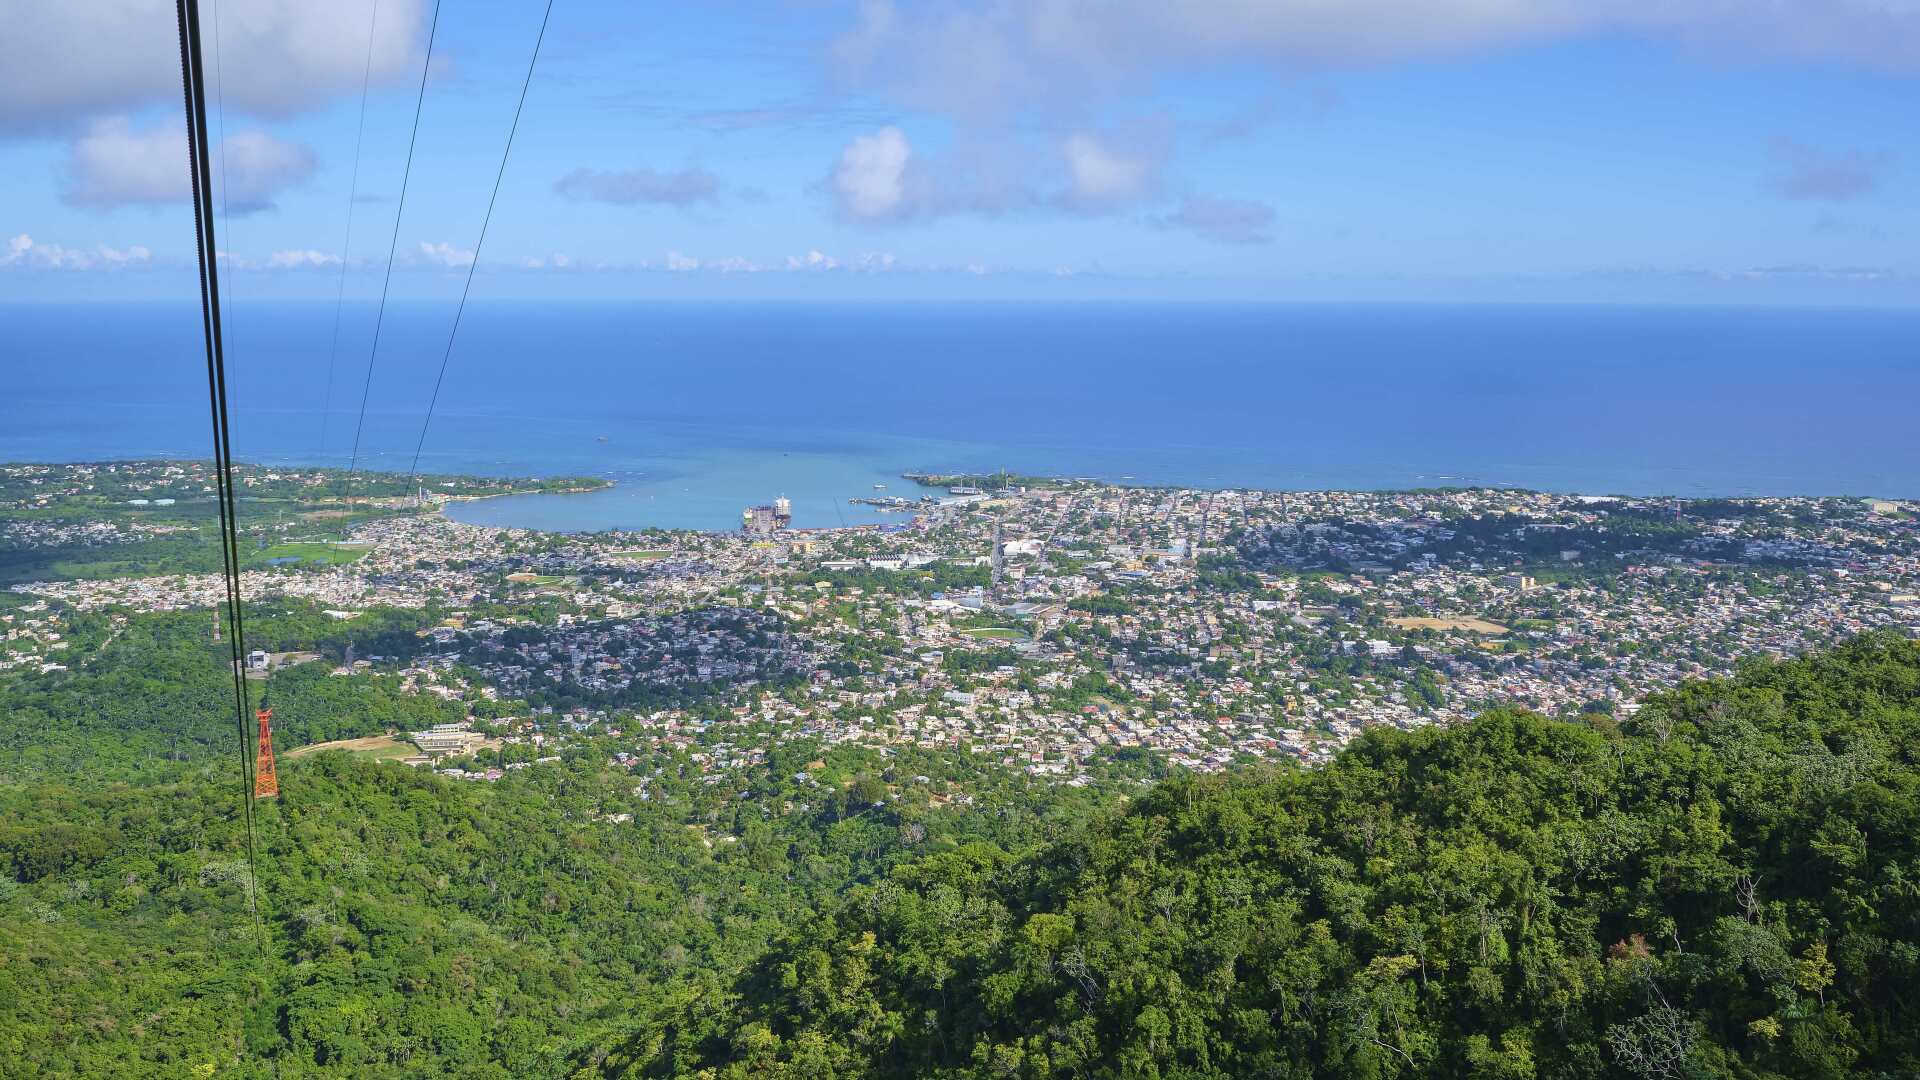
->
435;462;1919;537
434;478;614;507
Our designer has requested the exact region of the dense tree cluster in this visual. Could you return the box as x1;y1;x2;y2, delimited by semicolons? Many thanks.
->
0;733;1127;1077
590;633;1920;1079
1;633;1916;1077
0;607;455;782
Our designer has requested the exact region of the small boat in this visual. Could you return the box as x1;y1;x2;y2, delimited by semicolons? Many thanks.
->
596;435;609;442
872;483;886;490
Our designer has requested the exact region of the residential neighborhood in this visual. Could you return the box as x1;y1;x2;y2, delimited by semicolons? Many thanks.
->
9;462;1918;783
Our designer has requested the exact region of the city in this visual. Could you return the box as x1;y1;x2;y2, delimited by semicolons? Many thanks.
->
12;462;1917;784
9;0;1920;1071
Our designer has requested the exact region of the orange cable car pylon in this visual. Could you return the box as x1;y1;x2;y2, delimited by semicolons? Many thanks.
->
254;707;279;799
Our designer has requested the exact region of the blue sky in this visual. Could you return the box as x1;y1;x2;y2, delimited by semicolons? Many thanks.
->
3;0;1918;303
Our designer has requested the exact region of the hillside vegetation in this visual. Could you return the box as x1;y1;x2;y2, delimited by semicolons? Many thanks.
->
0;634;1915;1078
0;736;1129;1078
589;633;1920;1079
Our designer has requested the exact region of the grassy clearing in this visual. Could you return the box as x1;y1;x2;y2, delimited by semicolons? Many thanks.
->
284;735;415;761
1390;616;1510;635
256;541;368;566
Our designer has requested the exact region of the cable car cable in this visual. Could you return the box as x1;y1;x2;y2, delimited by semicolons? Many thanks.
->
345;0;443;503
175;0;264;950
407;0;556;490
319;0;386;465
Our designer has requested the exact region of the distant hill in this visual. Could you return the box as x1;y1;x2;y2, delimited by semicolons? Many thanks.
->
586;632;1920;1079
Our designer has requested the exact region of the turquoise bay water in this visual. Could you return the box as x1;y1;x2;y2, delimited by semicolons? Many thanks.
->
442;441;961;532
4;301;1916;531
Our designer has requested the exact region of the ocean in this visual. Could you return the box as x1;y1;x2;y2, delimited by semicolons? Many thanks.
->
4;300;1916;531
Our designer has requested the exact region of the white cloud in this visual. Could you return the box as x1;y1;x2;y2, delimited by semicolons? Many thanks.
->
267;249;340;269
216;131;320;210
786;249;841;271
633;250;904;274
1019;0;1581;68
1061;132;1154;207
65;117;315;212
2;232;152;270
97;243;153;266
831;1;1037;122
836;0;1920;99
441;248;1014;279
831;0;899;73
65;119;187;208
418;241;474;268
824;1;1920;233
823;126;1165;222
2;0;429;132
832;126;914;220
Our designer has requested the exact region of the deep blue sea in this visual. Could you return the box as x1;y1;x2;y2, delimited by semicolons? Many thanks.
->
4;301;1915;531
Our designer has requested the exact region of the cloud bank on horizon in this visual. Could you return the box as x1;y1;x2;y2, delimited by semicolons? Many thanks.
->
1;0;1915;301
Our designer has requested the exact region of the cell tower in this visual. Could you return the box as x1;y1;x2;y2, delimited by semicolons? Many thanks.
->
253;708;279;799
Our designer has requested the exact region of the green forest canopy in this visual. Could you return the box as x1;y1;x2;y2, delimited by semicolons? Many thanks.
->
592;632;1920;1079
0;633;1915;1078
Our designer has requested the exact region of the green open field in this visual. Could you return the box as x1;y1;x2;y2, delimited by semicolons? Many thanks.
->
283;735;416;762
255;541;369;567
961;626;1028;640
1390;615;1510;635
